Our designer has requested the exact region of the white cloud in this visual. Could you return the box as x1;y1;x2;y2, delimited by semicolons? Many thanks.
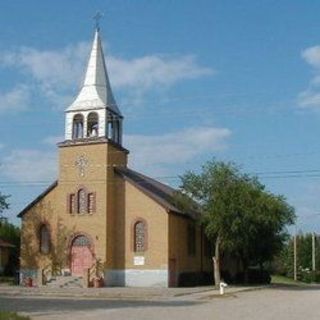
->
0;42;89;88
0;149;57;182
125;126;231;175
301;46;320;68
0;42;213;110
109;55;213;90
298;46;320;110
0;85;31;113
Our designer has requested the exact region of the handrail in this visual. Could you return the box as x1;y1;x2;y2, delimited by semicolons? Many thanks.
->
86;259;104;287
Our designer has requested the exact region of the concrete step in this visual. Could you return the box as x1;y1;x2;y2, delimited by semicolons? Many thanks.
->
46;276;84;288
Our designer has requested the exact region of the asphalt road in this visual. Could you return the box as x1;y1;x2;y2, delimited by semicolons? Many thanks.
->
1;286;320;320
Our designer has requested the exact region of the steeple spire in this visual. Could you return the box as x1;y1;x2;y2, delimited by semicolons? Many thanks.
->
64;27;123;145
66;29;121;115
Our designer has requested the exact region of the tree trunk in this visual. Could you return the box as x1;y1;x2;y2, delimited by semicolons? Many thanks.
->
212;236;221;287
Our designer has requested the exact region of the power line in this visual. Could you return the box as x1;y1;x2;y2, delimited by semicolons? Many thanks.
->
3;167;320;187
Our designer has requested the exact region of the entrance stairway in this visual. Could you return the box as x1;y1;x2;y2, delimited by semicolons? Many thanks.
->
45;276;84;288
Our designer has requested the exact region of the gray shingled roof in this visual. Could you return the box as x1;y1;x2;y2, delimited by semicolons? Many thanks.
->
115;167;199;220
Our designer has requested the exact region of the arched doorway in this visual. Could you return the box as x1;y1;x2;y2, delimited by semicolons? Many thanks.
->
70;235;94;276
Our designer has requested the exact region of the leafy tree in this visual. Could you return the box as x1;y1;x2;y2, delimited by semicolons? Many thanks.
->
0;191;20;275
0;192;10;217
179;160;295;286
275;233;320;279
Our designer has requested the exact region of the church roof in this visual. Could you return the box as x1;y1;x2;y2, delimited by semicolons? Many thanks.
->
115;167;200;220
66;29;121;115
17;181;58;218
17;169;199;220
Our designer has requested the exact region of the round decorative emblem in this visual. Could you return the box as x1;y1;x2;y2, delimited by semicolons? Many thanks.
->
74;155;89;177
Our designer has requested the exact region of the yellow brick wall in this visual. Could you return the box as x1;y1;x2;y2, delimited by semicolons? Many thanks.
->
20;141;128;272
168;214;212;274
114;180;169;270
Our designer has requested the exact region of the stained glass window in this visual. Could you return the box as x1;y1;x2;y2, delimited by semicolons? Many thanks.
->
73;235;90;247
134;221;146;252
78;189;86;214
40;225;50;254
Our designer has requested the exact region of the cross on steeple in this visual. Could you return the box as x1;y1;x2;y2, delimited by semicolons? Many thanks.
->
64;18;123;145
93;11;103;31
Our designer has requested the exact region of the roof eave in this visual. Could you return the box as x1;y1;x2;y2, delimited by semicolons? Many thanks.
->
17;181;58;218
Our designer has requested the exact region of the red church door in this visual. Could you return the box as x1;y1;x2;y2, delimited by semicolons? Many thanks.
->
71;235;94;276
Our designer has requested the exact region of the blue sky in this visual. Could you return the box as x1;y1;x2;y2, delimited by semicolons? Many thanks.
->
1;0;320;231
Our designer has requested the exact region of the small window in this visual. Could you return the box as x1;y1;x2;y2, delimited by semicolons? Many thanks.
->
69;194;75;214
87;193;95;213
187;224;196;256
39;224;50;254
134;221;146;252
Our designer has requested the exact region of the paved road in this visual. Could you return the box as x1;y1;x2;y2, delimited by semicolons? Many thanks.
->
1;286;320;320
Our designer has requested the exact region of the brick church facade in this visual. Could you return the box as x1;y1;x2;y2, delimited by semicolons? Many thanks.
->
18;27;212;287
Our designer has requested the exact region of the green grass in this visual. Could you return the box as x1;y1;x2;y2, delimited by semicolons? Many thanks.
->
271;275;305;285
0;312;30;320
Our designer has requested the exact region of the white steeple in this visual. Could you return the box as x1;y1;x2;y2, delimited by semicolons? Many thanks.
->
66;29;121;114
64;27;123;145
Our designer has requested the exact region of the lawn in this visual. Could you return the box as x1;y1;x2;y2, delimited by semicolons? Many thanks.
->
271;275;306;286
0;312;30;320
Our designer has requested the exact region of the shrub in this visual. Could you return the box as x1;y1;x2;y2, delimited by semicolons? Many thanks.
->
299;270;320;283
178;272;213;287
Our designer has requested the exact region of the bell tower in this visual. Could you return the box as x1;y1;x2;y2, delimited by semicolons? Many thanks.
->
57;25;128;270
64;27;123;145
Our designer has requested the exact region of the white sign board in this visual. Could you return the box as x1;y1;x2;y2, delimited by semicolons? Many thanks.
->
134;256;145;266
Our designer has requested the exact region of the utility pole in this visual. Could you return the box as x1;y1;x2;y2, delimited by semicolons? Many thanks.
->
312;233;316;271
294;233;297;281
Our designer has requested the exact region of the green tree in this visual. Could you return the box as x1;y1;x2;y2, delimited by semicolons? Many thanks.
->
0;191;20;275
179;160;295;286
275;233;320;279
0;191;10;217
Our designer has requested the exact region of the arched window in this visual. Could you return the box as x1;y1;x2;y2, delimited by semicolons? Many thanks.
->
72;235;91;247
77;189;86;214
39;224;50;254
134;220;147;252
87;112;99;137
72;114;84;139
107;113;113;140
113;120;120;143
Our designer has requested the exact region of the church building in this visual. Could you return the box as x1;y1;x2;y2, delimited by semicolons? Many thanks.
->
18;26;212;287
